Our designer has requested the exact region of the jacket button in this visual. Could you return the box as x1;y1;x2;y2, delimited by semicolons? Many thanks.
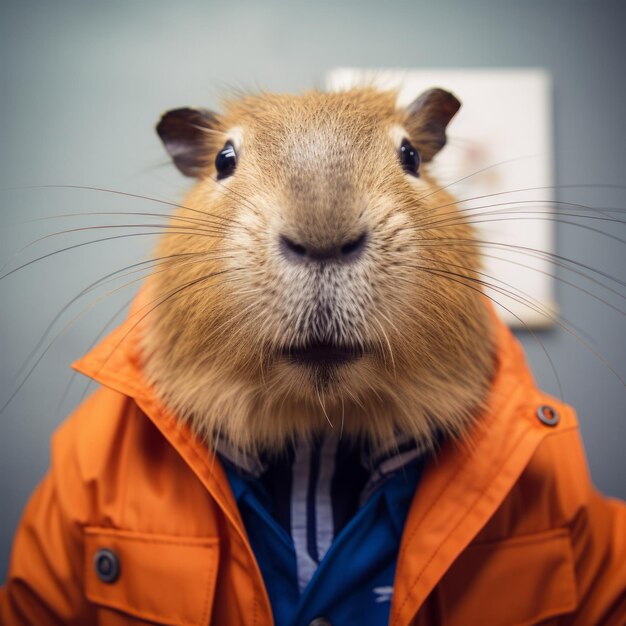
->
308;619;332;626
537;405;559;427
94;548;120;583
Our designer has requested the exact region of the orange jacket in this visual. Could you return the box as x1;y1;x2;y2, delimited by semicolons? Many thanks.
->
1;299;625;626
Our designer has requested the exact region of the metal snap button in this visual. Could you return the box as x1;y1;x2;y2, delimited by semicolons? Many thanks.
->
308;619;332;626
94;548;120;584
537;405;559;427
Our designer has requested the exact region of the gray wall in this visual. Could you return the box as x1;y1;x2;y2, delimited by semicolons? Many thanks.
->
1;0;625;580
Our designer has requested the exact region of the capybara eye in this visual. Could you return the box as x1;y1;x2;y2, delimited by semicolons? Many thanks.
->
399;138;420;176
215;141;237;179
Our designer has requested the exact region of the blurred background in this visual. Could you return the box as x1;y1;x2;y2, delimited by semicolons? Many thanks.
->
1;0;625;580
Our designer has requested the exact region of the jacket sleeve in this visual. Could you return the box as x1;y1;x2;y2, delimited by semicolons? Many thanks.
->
0;417;95;625
568;488;626;626
548;421;626;625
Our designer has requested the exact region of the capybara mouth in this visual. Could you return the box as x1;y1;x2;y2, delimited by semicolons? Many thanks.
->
280;340;365;366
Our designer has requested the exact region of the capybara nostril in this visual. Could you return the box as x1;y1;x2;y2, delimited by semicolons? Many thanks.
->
279;234;308;259
339;231;367;259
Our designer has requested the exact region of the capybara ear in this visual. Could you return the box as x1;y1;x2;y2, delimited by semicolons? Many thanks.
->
156;107;219;178
404;88;461;162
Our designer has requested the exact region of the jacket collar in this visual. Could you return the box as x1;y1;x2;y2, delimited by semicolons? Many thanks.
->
389;309;576;624
73;289;575;625
72;289;276;624
72;289;247;526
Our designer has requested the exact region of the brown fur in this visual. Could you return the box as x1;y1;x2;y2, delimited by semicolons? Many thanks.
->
141;88;496;459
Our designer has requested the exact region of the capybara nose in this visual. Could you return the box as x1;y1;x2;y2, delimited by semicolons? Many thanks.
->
279;232;367;264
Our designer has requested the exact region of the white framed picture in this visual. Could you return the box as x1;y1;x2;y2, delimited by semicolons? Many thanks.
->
327;68;555;328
